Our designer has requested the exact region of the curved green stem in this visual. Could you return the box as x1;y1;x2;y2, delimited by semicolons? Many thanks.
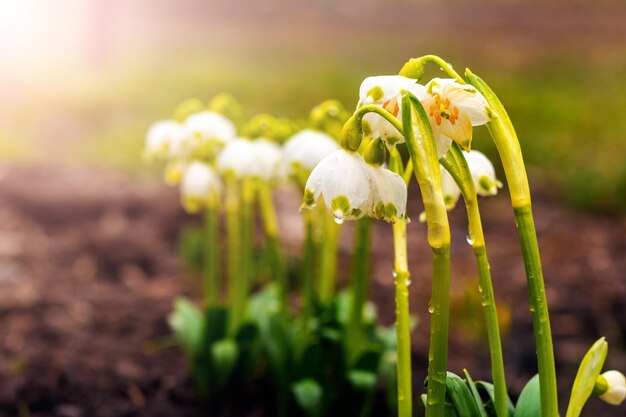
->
225;175;243;334
318;213;341;303
393;219;412;417
257;179;287;309
400;91;451;417
418;55;465;83
466;69;558;417
203;203;220;306
441;145;508;417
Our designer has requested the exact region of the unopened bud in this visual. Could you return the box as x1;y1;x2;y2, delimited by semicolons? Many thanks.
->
399;58;426;81
339;115;363;151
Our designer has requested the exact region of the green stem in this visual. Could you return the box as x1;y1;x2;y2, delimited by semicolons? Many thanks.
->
400;91;451;417
202;204;220;306
348;217;372;361
393;219;413;417
467;69;558;417
299;211;316;342
441;146;508;417
226;175;243;334
257;179;287;308
241;176;255;296
318;213;341;303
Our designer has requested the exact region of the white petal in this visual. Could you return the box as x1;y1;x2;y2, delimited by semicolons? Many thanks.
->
250;138;282;180
600;370;626;405
303;149;373;220
180;161;222;200
369;165;408;221
282;129;339;171
167;126;195;159
216;138;256;176
359;75;419;103
441;165;461;210
464;150;499;196
145;120;181;157
184;111;237;144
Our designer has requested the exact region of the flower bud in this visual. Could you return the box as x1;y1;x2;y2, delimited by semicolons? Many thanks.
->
596;370;626;405
399;57;426;81
173;98;205;122
208;93;245;127
339;115;363;152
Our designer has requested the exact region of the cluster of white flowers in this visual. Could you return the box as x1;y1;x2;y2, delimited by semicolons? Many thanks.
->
358;75;495;158
302;149;407;223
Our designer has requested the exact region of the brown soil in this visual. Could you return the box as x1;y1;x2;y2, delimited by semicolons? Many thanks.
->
0;164;624;417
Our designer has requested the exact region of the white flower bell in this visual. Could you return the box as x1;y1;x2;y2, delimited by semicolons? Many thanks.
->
282;129;340;172
464;150;502;196
302;148;407;223
144;120;182;159
357;75;424;147
420;78;495;157
441;165;462;210
184;111;237;145
217;138;282;181
597;370;626;405
180;161;223;213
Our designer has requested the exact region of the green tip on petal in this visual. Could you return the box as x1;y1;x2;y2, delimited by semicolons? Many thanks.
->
330;195;351;222
300;188;317;211
367;86;385;101
364;138;386;166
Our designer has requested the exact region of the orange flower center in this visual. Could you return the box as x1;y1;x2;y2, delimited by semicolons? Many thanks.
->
383;98;400;117
429;95;459;125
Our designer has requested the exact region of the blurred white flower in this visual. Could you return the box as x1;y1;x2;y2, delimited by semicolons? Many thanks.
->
598;370;626;406
180;162;223;213
369;165;408;221
464;150;502;196
184;111;237;145
357;75;424;147
420;78;495;157
302;149;407;223
282;129;339;177
217;137;282;181
163;159;188;185
144;120;182;159
441;165;462;210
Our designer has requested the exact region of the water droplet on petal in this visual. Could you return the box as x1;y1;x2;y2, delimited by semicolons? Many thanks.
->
333;215;345;225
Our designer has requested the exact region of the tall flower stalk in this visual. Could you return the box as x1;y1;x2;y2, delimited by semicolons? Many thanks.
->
466;69;559;417
401;92;451;417
440;144;508;417
203;204;220;306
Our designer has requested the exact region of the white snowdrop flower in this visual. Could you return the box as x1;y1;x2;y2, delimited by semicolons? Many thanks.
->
282;129;339;175
217;138;282;181
250;138;283;181
463;150;502;196
441;165;462;210
144;120;182;159
369;165;408;222
216;138;255;176
597;370;626;406
180;162;223;213
302;149;374;223
357;75;424;147
302;149;408;223
167;125;195;159
184;111;237;145
420;78;496;157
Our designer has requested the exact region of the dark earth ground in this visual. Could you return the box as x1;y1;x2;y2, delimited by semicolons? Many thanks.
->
0;165;623;417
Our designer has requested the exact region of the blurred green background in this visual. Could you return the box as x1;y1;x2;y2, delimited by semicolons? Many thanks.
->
1;0;625;211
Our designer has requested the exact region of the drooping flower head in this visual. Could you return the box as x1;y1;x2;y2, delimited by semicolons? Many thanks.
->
282;129;340;184
301;144;407;224
217;137;282;181
357;75;424;147
144;120;183;160
464;150;502;196
180;161;223;213
420;78;496;157
596;370;626;406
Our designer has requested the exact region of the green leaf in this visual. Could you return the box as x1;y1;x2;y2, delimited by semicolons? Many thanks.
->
476;381;515;417
247;283;282;322
514;374;540;417
347;370;377;391
445;372;482;417
168;297;203;358
204;306;228;345
292;379;323;416
565;337;608;417
463;370;488;417
210;338;239;386
352;348;382;374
